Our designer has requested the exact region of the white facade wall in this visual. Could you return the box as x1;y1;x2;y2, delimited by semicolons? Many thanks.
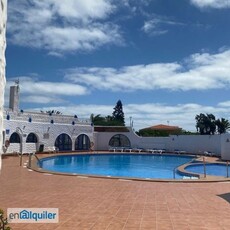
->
220;134;230;160
4;110;91;125
2;112;230;159
168;134;221;155
95;127;225;157
3;111;94;154
0;0;7;170
94;127;168;151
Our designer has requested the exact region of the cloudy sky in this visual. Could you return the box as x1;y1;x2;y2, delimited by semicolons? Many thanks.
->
5;0;230;131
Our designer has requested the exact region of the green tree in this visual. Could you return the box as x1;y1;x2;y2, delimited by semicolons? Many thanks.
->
112;100;125;126
90;114;122;126
41;110;62;115
195;113;216;135
206;113;216;134
216;118;230;134
91;114;107;125
90;100;125;126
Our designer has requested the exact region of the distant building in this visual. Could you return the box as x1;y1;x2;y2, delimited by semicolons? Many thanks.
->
139;124;182;136
148;124;182;132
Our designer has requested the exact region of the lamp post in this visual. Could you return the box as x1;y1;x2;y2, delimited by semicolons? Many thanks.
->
130;116;132;127
16;127;24;166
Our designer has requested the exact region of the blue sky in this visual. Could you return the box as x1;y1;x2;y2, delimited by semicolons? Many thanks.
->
4;0;230;131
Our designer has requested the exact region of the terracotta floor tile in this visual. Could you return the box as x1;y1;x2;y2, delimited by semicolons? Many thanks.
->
141;221;156;228
123;228;141;230
124;224;141;229
0;156;230;230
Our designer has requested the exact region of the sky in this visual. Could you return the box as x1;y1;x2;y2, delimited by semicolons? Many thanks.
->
4;0;230;132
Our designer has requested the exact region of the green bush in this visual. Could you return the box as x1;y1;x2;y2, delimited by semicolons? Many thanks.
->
0;209;11;230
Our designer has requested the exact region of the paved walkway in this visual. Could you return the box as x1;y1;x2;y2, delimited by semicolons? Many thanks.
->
0;156;230;230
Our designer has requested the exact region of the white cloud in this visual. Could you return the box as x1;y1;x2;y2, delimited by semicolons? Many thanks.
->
42;24;121;54
49;0;114;21
25;80;87;96
142;19;168;36
21;95;66;104
5;77;230;131
218;101;230;107
190;0;230;9
65;49;230;91
6;48;230;107
33;102;230;131
142;15;185;36
6;47;230;131
5;77;89;106
7;0;122;55
124;102;230;131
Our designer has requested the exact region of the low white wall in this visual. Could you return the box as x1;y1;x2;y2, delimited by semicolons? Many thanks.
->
220;134;230;160
94;128;169;150
168;135;221;155
3;116;230;160
95;128;223;157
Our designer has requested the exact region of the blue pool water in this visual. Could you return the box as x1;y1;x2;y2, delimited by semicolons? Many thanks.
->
39;154;195;179
185;163;229;177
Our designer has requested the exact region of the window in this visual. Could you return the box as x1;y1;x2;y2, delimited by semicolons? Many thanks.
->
9;132;21;143
55;133;72;151
26;133;38;143
75;134;90;150
109;134;130;147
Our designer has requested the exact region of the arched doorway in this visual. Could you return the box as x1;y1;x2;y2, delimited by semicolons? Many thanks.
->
9;132;21;143
109;134;131;147
55;133;72;151
26;133;38;152
75;134;90;150
9;132;22;153
26;133;38;143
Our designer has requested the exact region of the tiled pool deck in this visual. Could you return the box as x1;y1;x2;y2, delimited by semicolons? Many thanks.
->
0;155;230;230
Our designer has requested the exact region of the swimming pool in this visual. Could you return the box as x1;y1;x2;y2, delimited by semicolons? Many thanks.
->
185;163;229;177
39;153;195;179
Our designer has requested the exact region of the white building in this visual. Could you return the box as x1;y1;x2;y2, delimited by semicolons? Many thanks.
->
0;0;7;169
3;84;94;154
2;83;230;160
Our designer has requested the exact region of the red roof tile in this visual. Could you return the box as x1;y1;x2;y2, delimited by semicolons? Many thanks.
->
144;124;181;131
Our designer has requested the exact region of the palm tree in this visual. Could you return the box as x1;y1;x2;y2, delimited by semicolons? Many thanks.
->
195;113;216;134
206;113;216;135
90;114;106;125
195;113;206;134
216;118;230;134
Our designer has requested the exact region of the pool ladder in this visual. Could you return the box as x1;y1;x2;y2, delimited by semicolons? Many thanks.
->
175;158;230;179
173;167;176;179
28;152;41;168
202;157;230;178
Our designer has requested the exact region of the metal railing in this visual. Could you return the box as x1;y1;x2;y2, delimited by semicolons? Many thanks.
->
28;152;41;168
226;161;229;178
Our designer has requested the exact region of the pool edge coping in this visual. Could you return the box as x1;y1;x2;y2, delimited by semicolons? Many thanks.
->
29;152;230;183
